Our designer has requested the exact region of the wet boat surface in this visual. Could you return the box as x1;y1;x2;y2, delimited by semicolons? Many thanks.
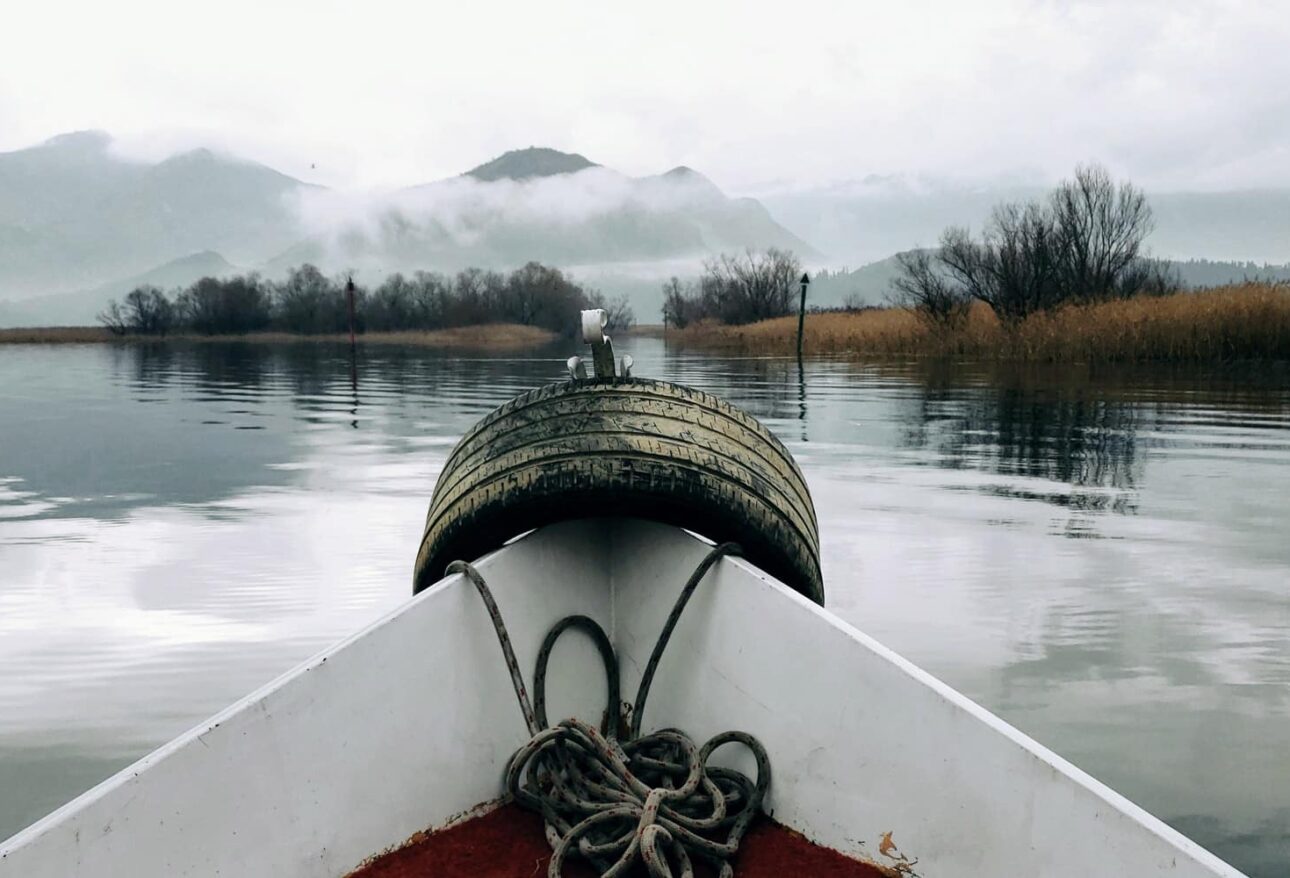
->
0;519;1245;876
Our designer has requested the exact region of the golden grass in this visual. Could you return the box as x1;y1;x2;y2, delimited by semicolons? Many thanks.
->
667;284;1290;363
0;326;116;343
0;323;558;350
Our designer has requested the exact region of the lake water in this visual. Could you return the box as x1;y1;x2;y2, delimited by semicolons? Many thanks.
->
1;338;1287;875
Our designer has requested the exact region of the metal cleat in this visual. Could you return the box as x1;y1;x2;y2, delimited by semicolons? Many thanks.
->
579;309;617;378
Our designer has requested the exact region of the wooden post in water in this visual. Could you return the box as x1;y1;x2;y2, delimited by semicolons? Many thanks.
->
345;276;357;348
346;276;359;427
796;272;810;360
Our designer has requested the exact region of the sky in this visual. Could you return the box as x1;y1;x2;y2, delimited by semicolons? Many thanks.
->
3;0;1288;193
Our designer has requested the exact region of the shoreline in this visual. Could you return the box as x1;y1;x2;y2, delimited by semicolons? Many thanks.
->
0;324;559;350
664;283;1290;364
6;284;1287;364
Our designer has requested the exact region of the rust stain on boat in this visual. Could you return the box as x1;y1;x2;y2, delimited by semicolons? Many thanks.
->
875;829;922;877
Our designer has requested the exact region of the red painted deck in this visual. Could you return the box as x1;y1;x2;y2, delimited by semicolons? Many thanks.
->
349;803;893;877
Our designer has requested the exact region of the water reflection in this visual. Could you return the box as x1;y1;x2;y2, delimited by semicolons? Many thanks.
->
1;341;1288;875
796;356;808;441
891;362;1146;515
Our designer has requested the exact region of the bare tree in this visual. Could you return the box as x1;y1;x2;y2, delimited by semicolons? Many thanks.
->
410;271;453;327
137;287;175;335
97;286;176;335
273;265;346;333
587;291;636;332
1115;258;1180;298
366;273;417;332
503;262;584;329
1049;164;1154;302
893;164;1176;326
702;249;802;324
889;249;971;329
97;300;129;335
661;277;691;328
175;275;271;335
657;252;801;327
981;201;1063;321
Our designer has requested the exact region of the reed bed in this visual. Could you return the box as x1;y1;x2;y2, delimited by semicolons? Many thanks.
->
0;323;557;350
0;326;116;344
667;284;1290;363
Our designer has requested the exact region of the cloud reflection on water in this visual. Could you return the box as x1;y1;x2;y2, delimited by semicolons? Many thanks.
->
1;340;1287;873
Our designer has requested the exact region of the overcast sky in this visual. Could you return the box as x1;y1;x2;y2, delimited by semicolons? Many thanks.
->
3;0;1287;193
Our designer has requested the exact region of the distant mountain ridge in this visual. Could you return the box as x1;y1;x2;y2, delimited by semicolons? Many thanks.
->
761;179;1290;266
464;147;599;181
286;146;817;277
7;132;1290;328
0;131;309;298
1;136;814;325
0;251;239;327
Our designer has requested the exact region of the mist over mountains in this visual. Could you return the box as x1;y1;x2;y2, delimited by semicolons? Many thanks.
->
2;131;1289;326
280;151;814;278
0;131;304;296
763;176;1290;268
2;251;241;328
0;133;809;325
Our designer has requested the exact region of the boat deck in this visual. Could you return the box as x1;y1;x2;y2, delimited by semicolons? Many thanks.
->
348;804;893;878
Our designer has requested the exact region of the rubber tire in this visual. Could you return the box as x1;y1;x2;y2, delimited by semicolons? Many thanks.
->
413;377;824;604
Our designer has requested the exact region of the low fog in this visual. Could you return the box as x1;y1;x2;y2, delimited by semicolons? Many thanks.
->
291;165;742;270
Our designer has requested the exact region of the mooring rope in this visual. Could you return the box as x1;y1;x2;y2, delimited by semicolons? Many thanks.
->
446;542;770;878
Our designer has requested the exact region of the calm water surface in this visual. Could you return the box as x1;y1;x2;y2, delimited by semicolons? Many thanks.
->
1;339;1287;875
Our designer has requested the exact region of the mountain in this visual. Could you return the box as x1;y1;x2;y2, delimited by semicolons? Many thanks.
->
1;136;817;325
1168;258;1290;287
761;179;1290;266
464;147;598;181
0;251;238;327
808;255;909;308
1148;192;1290;263
0;131;309;299
283;147;817;276
761;180;1033;267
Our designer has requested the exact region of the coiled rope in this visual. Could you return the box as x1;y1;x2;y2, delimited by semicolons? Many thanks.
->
446;542;770;878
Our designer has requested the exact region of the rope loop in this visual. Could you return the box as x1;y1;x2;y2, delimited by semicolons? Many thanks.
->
451;541;769;877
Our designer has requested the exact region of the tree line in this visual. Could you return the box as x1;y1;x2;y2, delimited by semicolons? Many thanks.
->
658;165;1183;331
99;262;635;337
661;249;803;328
890;164;1180;328
100;164;1180;339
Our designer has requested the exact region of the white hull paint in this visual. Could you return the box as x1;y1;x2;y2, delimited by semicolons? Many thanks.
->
1;519;1245;877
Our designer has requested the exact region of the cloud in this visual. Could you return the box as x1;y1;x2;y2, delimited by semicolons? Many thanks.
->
289;166;730;269
2;0;1288;192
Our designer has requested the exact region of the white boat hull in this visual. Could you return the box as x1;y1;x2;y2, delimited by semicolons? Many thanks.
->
0;519;1245;876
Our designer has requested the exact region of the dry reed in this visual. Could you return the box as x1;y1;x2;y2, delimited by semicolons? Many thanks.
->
0;323;557;350
0;326;116;344
667;284;1290;363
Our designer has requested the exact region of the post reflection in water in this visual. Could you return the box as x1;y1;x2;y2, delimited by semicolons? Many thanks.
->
349;345;360;429
0;339;1287;875
797;354;808;442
